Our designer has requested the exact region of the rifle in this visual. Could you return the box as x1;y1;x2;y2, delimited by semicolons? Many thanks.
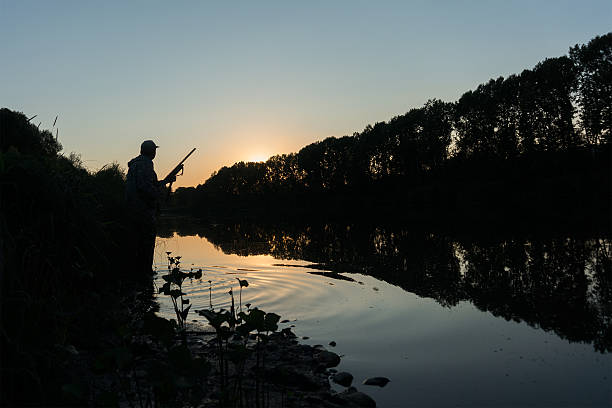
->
164;148;196;190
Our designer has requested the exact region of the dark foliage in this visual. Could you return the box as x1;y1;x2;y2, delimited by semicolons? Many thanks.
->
0;108;142;406
570;33;612;145
0;108;62;156
170;33;611;221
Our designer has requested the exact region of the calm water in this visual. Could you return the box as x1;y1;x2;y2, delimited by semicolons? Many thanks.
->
153;221;611;407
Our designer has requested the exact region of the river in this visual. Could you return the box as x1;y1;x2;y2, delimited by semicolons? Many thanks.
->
153;219;611;407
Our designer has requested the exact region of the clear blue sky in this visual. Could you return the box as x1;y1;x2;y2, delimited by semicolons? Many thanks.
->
1;0;610;187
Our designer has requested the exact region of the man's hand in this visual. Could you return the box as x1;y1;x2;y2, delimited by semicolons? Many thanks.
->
162;164;183;184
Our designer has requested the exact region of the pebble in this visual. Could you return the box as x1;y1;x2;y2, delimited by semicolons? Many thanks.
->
341;388;377;407
363;377;390;387
332;371;354;387
315;350;341;368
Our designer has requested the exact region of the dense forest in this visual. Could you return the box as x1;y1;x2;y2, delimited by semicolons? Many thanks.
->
172;33;611;225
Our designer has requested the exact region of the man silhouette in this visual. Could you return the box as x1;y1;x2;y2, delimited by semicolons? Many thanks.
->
126;140;176;276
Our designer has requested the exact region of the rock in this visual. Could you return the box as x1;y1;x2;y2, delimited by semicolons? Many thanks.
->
302;336;310;340
298;344;312;353
315;350;341;368
341;388;376;407
280;327;296;338
264;367;321;391
322;391;348;405
363;377;390;387
329;341;337;347
332;371;353;387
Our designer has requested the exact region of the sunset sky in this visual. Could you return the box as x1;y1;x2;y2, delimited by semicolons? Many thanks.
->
1;1;610;188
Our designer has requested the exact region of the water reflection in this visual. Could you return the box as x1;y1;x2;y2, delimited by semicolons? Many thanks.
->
159;219;611;352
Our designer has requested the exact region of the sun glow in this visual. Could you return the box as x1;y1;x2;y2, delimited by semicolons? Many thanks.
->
248;153;270;163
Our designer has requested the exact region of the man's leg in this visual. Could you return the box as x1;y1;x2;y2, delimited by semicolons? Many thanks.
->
144;223;156;275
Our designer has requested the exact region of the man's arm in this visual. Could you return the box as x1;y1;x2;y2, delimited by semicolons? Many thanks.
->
159;172;178;186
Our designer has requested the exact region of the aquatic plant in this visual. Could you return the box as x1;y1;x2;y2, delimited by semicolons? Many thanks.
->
208;280;213;309
197;281;281;407
236;277;249;312
229;288;237;328
158;252;202;329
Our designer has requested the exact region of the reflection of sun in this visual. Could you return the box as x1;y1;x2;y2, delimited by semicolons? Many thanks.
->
248;154;269;163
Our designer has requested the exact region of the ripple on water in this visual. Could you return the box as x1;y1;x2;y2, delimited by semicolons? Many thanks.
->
153;263;338;322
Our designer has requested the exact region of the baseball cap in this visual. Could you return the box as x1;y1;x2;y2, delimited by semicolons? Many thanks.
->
141;140;159;150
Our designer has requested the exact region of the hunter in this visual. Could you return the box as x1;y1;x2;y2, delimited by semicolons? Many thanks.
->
126;140;178;275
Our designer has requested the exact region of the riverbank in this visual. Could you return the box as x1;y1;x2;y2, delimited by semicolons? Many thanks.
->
183;327;377;407
47;277;379;407
75;294;377;407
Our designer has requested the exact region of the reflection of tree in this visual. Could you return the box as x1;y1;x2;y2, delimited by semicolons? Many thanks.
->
588;239;612;352
460;239;600;348
159;219;611;352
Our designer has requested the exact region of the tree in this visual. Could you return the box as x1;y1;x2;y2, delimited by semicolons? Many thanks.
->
570;33;612;145
518;57;578;152
455;78;506;158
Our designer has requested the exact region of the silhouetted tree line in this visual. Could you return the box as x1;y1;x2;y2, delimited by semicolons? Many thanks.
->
173;33;611;221
159;219;611;352
0;108;151;405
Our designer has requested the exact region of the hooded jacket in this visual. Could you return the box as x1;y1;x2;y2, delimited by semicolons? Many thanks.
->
126;154;160;223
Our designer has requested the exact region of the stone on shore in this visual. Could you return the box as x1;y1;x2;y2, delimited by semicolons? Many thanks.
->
363;376;390;387
264;367;321;391
332;371;353;387
340;387;377;407
315;350;341;368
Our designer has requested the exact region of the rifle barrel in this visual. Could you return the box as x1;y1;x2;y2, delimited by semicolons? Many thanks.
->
177;148;196;167
165;148;196;180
